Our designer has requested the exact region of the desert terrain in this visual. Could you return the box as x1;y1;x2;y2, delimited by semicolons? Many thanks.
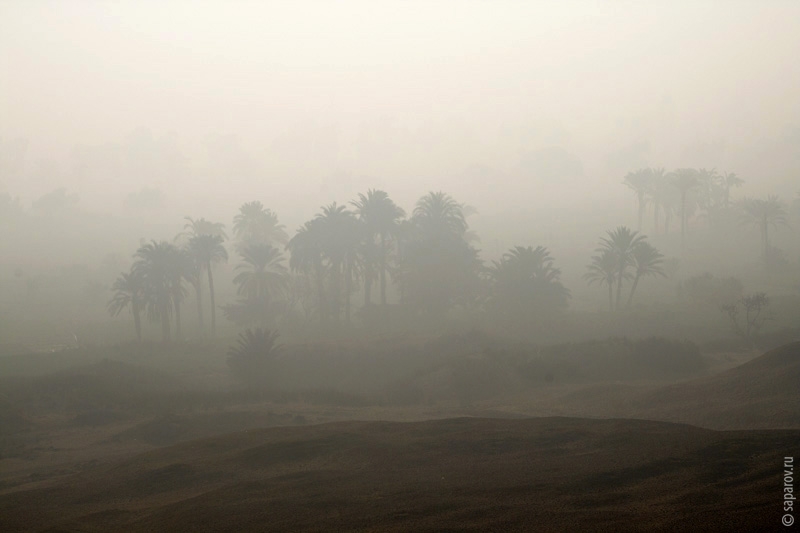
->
1;338;797;531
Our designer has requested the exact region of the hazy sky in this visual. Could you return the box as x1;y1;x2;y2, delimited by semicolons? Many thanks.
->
2;1;799;228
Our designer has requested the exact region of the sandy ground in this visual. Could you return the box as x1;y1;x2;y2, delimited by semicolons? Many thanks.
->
0;342;797;531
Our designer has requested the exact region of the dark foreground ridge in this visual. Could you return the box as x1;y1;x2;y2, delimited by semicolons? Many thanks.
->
630;341;800;429
0;416;796;532
550;341;800;429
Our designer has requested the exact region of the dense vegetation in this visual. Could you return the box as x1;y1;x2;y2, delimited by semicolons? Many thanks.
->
1;167;798;351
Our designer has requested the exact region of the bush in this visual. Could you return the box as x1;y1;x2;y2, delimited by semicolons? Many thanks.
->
227;328;283;387
678;273;743;308
527;337;704;382
630;337;704;375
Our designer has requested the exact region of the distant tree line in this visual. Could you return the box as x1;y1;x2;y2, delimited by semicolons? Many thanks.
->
102;172;792;342
620;167;788;263
107;190;572;342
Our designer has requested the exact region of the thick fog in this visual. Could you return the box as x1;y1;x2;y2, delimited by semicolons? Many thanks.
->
1;1;799;345
3;2;798;208
4;5;800;530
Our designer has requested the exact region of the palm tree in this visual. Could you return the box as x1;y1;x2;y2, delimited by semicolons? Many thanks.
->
626;242;666;307
671;168;699;249
133;240;178;342
314;203;359;324
233;201;288;250
287;219;327;324
696;168;722;212
412;191;468;238
357;236;380;307
599;226;646;310
188;234;228;338
180;216;227;240
400;192;482;317
184;255;206;338
584;249;622;312
489;246;569;317
720;172;744;209
623;168;652;231
227;328;283;385
647;167;667;234
168;246;189;340
491;246;562;284
107;269;145;342
233;243;289;301
351;189;405;306
340;220;363;324
652;170;680;235
739;195;788;262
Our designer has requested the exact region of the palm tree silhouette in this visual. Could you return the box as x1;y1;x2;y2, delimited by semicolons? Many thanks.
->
168;246;189;340
599;226;645;310
399;192;481;317
695;168;722;212
288;219;328;324
739;195;788;262
133;240;178;342
646;168;667;234
357;236;379;307
670;168;699;249
626;242;666;307
180;216;227;240
233;201;288;250
351;189;405;306
188;234;228;338
489;246;570;317
412;191;468;238
623;168;652;231
107;269;145;342
314;203;359;324
584;249;623;312
233;243;289;301
227;328;283;384
183;254;206;338
720;172;744;208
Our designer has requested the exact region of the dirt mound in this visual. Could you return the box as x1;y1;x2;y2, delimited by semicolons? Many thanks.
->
0;359;175;415
114;411;304;446
628;342;800;429
735;340;800;372
0;417;796;532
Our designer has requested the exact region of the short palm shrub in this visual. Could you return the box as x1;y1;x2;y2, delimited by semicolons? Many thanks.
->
227;328;283;386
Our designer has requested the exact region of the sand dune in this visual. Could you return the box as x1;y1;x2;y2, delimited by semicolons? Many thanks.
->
631;341;800;429
539;342;800;430
1;344;797;531
0;416;796;532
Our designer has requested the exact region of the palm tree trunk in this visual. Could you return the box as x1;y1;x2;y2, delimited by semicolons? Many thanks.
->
332;261;341;323
161;308;171;342
195;281;205;339
364;265;372;307
207;262;216;338
680;191;687;249
653;202;660;235
615;269;624;311
380;233;387;306
607;282;614;313
762;216;769;262
174;298;182;340
315;262;328;324
345;259;352;325
626;273;641;307
133;300;142;342
637;192;645;231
